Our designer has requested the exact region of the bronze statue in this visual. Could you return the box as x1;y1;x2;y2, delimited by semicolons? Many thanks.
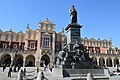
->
69;5;77;23
58;43;68;63
73;41;85;62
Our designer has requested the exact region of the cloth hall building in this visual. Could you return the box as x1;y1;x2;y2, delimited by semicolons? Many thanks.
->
0;18;120;68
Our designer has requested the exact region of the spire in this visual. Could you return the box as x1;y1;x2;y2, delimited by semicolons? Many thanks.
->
26;24;29;29
9;29;12;32
45;14;49;21
62;28;64;33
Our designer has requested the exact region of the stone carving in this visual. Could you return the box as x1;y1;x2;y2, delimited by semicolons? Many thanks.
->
73;41;87;62
69;5;77;23
58;43;68;63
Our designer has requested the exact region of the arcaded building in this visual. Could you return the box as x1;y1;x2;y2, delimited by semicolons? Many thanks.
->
0;18;120;67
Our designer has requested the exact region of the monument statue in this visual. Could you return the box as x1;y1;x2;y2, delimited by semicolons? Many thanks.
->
58;43;68;63
73;41;87;62
69;5;77;23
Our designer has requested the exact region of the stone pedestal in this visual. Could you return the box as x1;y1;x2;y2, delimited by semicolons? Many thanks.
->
65;23;82;51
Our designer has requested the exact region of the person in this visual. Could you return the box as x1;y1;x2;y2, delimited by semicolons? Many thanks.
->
13;65;17;72
37;66;39;73
49;63;53;72
41;72;48;80
8;66;12;77
43;61;47;70
3;64;6;72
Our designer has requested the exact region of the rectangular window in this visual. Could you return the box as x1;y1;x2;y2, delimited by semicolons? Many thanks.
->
56;43;60;50
30;42;35;49
3;43;7;48
43;36;50;48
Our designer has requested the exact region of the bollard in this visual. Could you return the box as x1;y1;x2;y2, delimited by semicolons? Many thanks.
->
87;73;94;80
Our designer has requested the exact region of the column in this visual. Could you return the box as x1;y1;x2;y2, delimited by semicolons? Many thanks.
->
97;58;99;66
112;59;114;67
94;47;95;53
104;59;107;67
11;58;13;66
35;57;40;67
23;58;26;67
11;53;14;66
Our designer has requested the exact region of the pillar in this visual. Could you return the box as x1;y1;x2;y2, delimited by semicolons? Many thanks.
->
93;47;95;53
11;54;14;66
11;58;13;66
23;58;26;67
35;58;40;67
112;59;114;67
97;58;99;66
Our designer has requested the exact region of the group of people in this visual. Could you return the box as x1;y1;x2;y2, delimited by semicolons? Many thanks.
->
2;64;21;77
40;60;53;72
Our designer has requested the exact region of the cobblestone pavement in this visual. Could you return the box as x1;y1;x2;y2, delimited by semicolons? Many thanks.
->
0;67;120;80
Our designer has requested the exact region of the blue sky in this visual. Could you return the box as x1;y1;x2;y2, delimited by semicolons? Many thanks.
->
0;0;120;48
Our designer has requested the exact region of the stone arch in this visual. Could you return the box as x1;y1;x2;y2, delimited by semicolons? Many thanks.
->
16;54;23;67
92;56;97;65
1;54;11;66
25;55;35;67
114;57;119;67
99;57;105;67
106;57;112;67
40;54;50;67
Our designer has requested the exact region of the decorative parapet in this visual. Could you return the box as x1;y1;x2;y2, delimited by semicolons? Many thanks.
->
93;53;120;57
0;48;36;54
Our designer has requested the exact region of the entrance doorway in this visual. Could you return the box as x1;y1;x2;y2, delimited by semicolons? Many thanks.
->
40;55;50;67
25;55;35;67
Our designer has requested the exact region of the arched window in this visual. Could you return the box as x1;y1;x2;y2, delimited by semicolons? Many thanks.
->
3;43;7;48
13;44;17;49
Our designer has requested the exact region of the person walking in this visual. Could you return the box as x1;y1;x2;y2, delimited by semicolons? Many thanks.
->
41;72;48;80
8;66;12;77
3;64;6;72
